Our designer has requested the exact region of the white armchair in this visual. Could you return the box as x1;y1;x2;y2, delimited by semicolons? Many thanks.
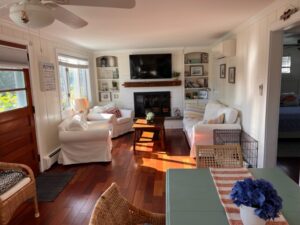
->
58;116;112;165
88;107;134;138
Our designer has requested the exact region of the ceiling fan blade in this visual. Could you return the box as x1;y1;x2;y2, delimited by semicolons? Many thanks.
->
45;3;88;29
52;0;135;9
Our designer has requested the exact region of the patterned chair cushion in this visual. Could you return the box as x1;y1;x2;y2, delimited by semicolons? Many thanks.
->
0;170;27;195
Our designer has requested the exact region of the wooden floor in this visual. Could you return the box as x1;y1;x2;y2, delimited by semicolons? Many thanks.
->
9;129;195;225
9;130;300;225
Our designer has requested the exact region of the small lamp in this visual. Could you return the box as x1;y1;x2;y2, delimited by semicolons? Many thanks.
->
74;98;89;114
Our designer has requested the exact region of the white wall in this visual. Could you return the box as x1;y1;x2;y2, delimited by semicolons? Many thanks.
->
94;47;210;116
0;20;93;171
210;0;300;167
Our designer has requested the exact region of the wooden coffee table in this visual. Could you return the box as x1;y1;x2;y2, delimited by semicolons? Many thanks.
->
132;118;165;153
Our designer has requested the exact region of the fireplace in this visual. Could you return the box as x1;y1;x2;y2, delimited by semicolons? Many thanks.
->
134;92;171;117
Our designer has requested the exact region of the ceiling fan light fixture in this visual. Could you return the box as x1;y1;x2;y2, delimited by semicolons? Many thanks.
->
9;2;55;29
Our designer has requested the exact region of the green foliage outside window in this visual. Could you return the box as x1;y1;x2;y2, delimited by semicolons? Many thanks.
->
0;92;17;112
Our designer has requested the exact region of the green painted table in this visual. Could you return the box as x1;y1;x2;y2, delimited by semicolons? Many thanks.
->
166;169;300;225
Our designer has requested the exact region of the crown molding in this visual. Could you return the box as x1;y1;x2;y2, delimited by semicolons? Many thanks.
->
209;0;295;47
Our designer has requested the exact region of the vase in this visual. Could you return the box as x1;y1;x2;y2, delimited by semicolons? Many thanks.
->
240;206;266;225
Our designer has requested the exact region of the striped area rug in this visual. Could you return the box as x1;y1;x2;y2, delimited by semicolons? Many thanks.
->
209;168;289;225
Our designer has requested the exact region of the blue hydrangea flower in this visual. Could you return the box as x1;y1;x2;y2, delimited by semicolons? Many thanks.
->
230;178;283;220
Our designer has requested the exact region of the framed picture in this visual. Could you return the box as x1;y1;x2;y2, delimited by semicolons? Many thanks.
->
199;90;208;99
111;92;119;101
190;65;204;76
100;81;109;91
228;67;236;84
100;92;111;102
201;53;209;63
220;64;226;79
173;107;181;117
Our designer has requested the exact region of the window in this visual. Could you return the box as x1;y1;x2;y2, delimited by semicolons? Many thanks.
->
0;70;27;113
281;56;291;74
58;55;90;111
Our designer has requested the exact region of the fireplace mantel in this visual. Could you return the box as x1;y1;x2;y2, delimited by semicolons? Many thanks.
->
122;80;181;88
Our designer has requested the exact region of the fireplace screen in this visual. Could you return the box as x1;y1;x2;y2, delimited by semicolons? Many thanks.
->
134;92;171;117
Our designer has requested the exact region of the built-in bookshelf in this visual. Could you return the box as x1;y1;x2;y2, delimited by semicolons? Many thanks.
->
96;56;120;103
184;52;209;101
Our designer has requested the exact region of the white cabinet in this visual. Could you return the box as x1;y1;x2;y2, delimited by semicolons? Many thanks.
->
213;39;236;59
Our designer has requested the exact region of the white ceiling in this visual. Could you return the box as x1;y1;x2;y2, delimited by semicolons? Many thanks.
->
6;0;276;50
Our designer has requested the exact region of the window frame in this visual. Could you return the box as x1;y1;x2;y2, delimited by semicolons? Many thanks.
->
0;68;29;113
281;56;291;75
55;50;92;116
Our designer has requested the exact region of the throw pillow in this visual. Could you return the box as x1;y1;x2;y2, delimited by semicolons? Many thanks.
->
280;93;299;106
105;107;122;118
207;113;225;124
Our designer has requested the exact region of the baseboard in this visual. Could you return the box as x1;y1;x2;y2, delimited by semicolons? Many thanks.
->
43;147;61;171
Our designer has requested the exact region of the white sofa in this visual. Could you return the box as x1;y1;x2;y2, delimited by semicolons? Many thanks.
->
87;105;134;138
183;101;241;157
58;115;112;165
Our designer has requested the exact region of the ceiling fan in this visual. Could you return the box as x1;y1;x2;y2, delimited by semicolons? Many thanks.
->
0;0;136;29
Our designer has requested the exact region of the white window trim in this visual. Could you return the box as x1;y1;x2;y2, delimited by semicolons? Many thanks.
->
55;49;92;118
281;56;291;75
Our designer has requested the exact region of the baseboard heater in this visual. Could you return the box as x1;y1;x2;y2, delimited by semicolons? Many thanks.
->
43;148;61;170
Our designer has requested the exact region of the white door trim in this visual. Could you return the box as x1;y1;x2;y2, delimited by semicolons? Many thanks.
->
264;12;300;168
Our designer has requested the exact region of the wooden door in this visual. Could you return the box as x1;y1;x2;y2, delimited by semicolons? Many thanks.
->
0;68;39;175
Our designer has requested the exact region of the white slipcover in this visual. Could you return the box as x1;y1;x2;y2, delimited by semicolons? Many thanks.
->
58;117;112;165
183;101;241;157
87;107;134;138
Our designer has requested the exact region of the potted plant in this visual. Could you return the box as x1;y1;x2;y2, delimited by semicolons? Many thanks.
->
172;71;180;80
230;178;283;225
146;112;155;124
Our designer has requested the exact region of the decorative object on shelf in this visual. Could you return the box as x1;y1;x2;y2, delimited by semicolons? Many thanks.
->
190;65;204;76
280;7;298;21
228;67;236;84
113;68;119;79
112;80;119;91
100;81;109;91
173;107;181;117
201;52;209;63
172;71;181;80
220;64;226;79
230;178;283;225
199;90;208;99
146;112;155;123
100;92;111;102
111;92;119;101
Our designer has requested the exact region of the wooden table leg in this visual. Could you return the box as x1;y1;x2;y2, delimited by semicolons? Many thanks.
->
160;127;165;150
133;129;137;153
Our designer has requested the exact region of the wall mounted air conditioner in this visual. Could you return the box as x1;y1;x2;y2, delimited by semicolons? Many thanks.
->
213;39;236;59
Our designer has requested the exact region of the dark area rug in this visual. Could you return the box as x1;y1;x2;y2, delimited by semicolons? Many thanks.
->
36;172;75;202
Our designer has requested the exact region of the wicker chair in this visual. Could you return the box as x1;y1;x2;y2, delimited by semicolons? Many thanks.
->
196;144;243;168
0;162;39;225
89;183;165;225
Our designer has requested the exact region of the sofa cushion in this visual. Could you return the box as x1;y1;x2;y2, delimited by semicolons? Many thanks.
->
116;117;131;125
203;102;225;122
218;107;238;124
67;115;88;131
208;113;224;124
0;177;31;201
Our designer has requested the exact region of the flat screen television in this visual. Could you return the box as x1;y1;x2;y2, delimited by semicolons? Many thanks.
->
130;54;172;79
